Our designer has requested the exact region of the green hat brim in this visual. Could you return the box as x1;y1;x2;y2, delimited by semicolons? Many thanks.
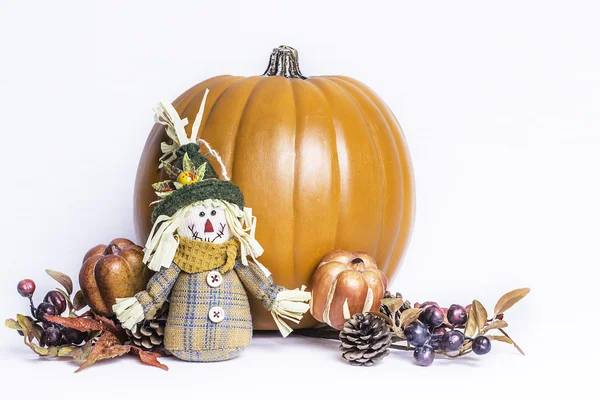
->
151;179;245;223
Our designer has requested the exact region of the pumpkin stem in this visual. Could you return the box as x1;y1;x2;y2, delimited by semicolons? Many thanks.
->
103;244;120;256
262;45;307;79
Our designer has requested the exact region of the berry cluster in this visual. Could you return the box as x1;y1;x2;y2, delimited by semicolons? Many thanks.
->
404;301;491;366
16;279;86;347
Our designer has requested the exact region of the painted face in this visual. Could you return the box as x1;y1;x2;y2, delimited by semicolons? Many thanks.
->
177;205;232;244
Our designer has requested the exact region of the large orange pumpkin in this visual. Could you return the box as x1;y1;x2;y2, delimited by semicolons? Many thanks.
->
134;45;415;330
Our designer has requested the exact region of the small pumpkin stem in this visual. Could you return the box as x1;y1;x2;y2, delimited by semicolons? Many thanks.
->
351;258;365;271
262;45;307;79
103;244;120;256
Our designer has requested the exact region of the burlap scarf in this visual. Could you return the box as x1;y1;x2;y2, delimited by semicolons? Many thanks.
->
173;237;240;274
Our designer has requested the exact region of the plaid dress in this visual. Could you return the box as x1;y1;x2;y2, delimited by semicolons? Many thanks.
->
135;258;283;362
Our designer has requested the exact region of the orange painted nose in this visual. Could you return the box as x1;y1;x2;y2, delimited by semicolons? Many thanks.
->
204;219;214;233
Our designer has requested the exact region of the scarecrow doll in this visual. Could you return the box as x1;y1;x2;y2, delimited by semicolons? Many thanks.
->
114;90;310;362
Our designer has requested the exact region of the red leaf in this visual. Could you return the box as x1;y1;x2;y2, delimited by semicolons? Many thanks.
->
95;314;127;343
75;332;129;372
45;315;104;332
94;315;124;335
130;346;169;371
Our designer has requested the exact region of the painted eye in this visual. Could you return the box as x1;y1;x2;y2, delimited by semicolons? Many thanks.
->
199;211;206;217
211;210;217;216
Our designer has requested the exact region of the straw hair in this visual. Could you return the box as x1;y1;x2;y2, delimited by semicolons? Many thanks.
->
143;199;270;276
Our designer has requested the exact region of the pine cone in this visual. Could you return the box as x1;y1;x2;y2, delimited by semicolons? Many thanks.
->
380;291;411;327
125;303;168;350
339;313;392;366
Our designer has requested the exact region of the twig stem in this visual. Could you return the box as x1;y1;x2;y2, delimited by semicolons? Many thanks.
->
499;328;525;356
390;344;411;351
292;328;340;340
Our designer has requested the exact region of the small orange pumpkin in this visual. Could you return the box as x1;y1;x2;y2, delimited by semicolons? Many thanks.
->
79;238;152;317
309;250;388;329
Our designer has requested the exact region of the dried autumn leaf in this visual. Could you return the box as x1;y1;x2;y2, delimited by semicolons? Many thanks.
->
368;311;402;337
195;162;207;181
32;324;44;342
380;298;395;307
494;288;530;316
93;314;126;342
481;319;508;334
73;290;87;311
151;180;173;192
464;307;477;337
71;341;93;361
155;191;174;199
47;346;58;357
76;345;131;372
17;314;33;332
499;328;525;356
5;318;20;330
399;308;423;329
17;314;34;341
46;270;73;295
163;163;183;180
381;297;404;312
45;315;104;332
26;341;49;356
368;311;395;327
472;300;488;331
97;330;121;347
58;346;77;357
88;330;102;341
130;346;169;371
93;314;121;335
75;331;129;372
486;335;513;344
388;298;405;315
182;152;194;172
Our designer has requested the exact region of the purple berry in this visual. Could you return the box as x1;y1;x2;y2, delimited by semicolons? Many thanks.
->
428;334;445;351
447;304;468;326
414;345;435;366
472;336;492;355
419;301;439;309
42;321;55;329
404;321;431;347
61;327;86;345
419;305;445;328
17;279;36;298
36;302;58;322
442;330;465;351
41;325;62;347
433;327;446;335
43;290;67;314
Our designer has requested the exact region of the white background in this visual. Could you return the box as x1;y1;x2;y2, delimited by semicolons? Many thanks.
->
0;0;597;397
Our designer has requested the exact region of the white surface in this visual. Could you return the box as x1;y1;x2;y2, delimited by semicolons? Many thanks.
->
0;0;597;397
